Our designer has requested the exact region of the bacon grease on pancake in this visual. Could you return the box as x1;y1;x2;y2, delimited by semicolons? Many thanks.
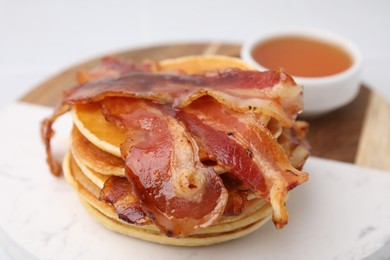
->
177;97;308;228
100;97;228;237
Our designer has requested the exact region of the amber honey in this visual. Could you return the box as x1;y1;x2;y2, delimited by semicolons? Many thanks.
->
252;36;353;77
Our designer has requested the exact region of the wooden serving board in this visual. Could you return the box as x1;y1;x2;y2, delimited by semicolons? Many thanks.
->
20;43;390;172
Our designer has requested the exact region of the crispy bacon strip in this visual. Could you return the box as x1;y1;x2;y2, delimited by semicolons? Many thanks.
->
278;121;310;170
100;176;150;225
41;104;70;176
63;69;302;127
177;97;309;228
42;67;302;176
220;173;249;216
100;97;227;237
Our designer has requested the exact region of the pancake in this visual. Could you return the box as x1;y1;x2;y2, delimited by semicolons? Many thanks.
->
72;103;124;157
80;198;271;247
40;54;310;246
70;126;125;176
63;152;273;246
158;55;256;74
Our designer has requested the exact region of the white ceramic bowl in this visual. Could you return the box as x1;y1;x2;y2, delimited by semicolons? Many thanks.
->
241;28;363;117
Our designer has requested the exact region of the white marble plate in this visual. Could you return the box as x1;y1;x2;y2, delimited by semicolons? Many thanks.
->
0;102;390;259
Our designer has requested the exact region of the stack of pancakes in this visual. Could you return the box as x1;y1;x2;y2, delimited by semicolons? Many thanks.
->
61;56;306;246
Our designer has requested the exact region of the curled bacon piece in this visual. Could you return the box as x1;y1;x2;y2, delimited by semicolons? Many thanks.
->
177;97;309;228
278;121;310;170
100;176;150;225
100;97;228;237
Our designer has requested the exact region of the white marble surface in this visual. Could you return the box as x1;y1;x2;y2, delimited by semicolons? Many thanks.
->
0;102;390;259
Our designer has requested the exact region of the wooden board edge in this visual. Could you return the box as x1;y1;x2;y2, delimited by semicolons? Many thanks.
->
356;91;390;171
18;42;241;107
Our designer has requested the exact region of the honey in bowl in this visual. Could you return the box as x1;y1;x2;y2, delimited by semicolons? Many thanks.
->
241;30;362;116
251;36;353;77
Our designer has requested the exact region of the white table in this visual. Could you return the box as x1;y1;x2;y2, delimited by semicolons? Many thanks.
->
1;1;389;259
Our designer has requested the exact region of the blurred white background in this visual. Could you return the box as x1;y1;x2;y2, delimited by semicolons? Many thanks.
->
0;0;390;258
0;0;389;109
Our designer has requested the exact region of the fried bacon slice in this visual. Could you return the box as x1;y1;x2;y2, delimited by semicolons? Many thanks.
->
42;66;302;176
63;69;302;127
220;173;249;216
101;173;250;222
100;97;228;237
100;175;150;225
278;121;310;170
177;97;308;228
